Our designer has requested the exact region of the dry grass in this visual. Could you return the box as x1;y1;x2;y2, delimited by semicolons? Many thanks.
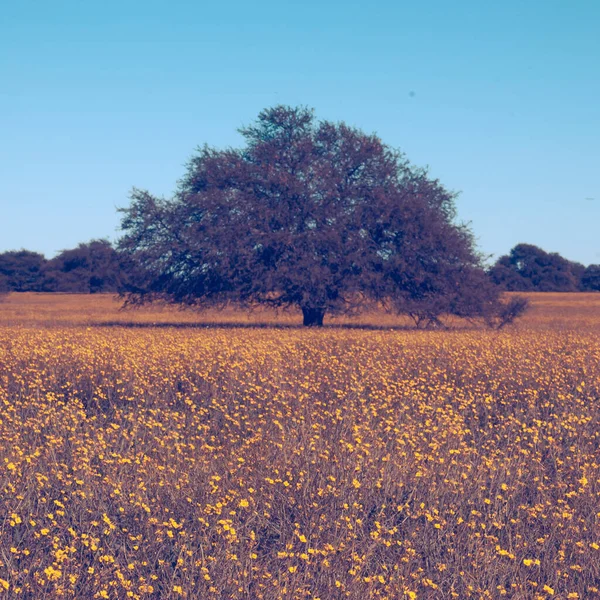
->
1;293;600;598
0;293;407;329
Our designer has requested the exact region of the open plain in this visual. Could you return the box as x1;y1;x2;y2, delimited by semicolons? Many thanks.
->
1;293;599;599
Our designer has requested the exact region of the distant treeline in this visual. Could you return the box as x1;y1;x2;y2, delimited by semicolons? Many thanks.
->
0;240;123;294
0;239;599;294
489;243;600;292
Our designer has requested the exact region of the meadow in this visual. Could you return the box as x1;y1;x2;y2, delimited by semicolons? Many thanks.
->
1;293;600;599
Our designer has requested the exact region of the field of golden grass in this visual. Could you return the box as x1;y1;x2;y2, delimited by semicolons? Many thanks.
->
1;293;599;598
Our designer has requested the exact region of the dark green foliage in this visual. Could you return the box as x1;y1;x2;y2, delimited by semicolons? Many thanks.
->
581;265;600;291
489;244;585;292
43;239;123;293
0;241;126;294
0;250;47;292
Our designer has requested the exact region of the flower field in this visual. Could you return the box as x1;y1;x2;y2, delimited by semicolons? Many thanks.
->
1;293;600;599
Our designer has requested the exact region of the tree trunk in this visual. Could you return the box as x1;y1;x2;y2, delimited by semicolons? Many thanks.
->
302;307;325;327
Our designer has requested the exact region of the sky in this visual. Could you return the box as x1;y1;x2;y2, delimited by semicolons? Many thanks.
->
1;0;599;265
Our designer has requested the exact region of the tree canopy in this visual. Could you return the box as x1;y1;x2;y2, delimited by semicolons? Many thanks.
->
0;250;46;292
489;244;587;292
43;239;123;293
119;106;526;326
581;264;600;291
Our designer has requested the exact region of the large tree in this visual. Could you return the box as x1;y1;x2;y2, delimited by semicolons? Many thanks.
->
119;106;521;326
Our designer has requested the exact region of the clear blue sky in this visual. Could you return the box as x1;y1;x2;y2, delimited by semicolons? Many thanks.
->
2;0;599;264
